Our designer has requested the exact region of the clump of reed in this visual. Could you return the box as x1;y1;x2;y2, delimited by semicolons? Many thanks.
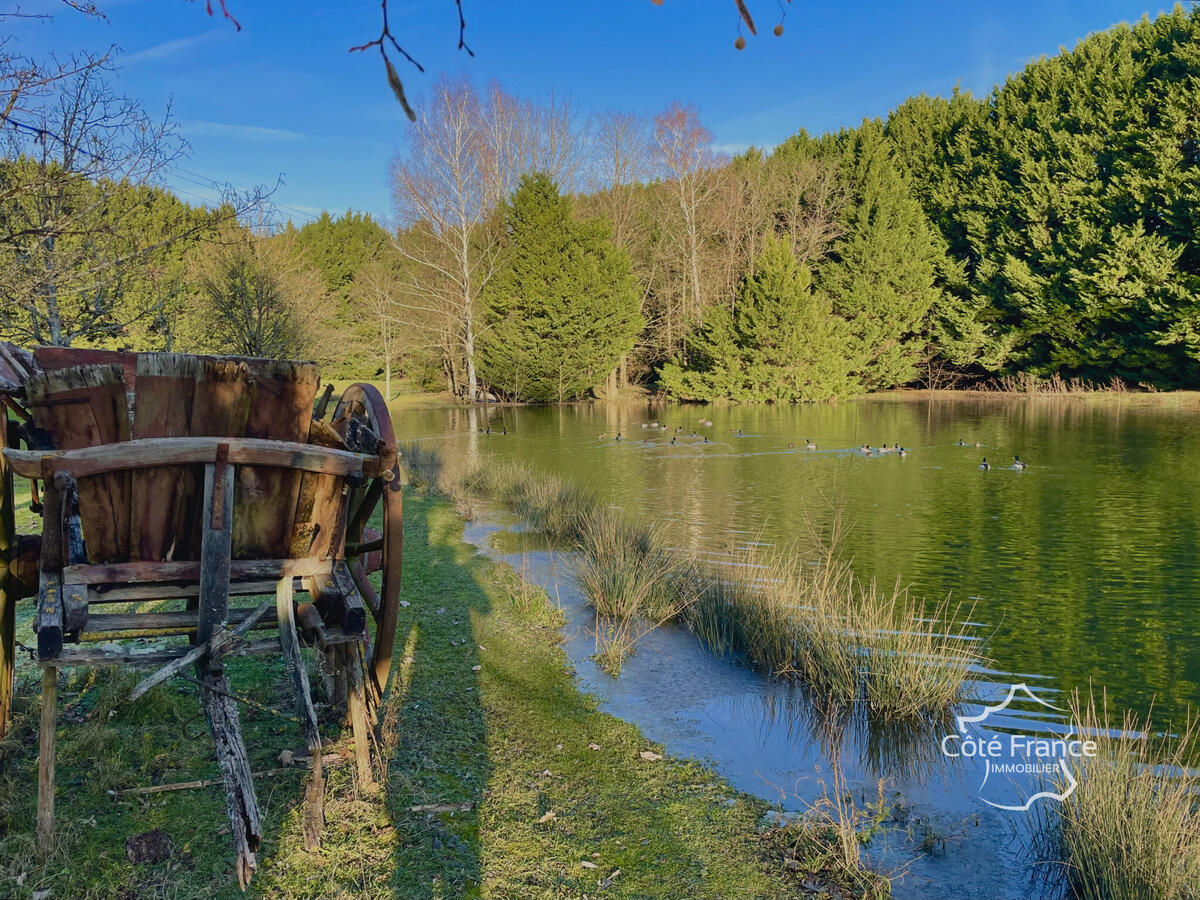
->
463;462;601;541
573;509;697;674
684;545;979;719
463;461;981;719
983;372;1128;394
398;441;448;493
1048;690;1200;900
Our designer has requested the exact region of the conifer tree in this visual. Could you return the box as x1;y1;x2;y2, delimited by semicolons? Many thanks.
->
817;121;945;390
659;235;855;401
479;173;642;402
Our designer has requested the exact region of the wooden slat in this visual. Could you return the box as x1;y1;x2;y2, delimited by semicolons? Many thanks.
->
82;605;280;639
26;364;131;562
131;353;200;561
198;462;234;647
0;403;15;737
87;579;281;604
199;666;261;888
276;576;325;849
237;361;320;559
36;666;56;855
64;556;332;586
3;438;373;480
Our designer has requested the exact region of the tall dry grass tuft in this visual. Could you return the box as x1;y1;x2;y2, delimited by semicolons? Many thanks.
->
573;509;697;674
983;372;1129;394
463;461;981;719
398;441;447;493
1050;690;1200;900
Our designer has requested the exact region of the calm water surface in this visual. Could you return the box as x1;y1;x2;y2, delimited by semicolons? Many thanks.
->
395;392;1200;728
395;392;1200;898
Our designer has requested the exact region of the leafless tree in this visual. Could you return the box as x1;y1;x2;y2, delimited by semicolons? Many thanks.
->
389;75;500;400
653;101;725;358
186;226;323;359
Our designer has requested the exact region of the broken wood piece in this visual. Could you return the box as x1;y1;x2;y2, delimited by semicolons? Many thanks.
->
276;575;325;850
199;666;261;890
409;802;475;814
109;754;349;796
344;643;374;786
128;602;272;702
36;666;56;856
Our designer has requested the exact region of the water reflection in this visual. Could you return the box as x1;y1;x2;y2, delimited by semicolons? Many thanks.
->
749;686;958;784
398;392;1200;728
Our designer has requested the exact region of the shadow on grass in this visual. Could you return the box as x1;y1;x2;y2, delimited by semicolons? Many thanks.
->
383;492;491;898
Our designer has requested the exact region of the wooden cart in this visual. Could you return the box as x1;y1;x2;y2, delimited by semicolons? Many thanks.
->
0;346;403;889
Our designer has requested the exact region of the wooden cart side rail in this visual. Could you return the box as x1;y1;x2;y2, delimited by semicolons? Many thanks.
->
2;437;380;481
63;557;333;585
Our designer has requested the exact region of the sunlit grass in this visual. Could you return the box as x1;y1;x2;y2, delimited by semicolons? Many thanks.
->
1048;690;1200;900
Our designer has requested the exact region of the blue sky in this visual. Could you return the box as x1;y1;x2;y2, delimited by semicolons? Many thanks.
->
7;0;1183;226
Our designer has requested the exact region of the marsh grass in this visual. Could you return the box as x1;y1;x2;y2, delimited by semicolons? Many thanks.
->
1046;690;1200;900
982;372;1128;394
397;440;447;493
464;459;981;721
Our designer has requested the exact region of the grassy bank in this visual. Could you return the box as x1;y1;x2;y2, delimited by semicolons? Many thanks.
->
0;488;884;899
460;459;980;720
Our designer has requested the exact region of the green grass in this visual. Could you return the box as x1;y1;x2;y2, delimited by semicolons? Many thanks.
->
0;489;868;899
1046;690;1200;900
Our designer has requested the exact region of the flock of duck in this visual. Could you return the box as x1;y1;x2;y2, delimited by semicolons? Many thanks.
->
589;422;1031;470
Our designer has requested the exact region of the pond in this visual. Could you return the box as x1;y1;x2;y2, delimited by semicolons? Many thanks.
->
392;391;1200;898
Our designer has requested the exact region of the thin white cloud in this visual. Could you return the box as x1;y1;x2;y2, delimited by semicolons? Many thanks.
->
712;141;754;156
181;120;309;143
123;29;226;65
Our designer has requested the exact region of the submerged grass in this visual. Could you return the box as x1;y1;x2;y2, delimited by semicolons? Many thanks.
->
462;460;982;721
1046;690;1200;900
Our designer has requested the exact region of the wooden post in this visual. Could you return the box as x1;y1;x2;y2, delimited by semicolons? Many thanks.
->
344;644;374;788
195;452;262;887
276;576;325;849
36;666;57;855
198;454;233;646
0;405;14;737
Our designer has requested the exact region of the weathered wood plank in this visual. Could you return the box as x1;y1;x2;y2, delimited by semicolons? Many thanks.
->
4;438;373;480
198;667;261;889
87;579;281;604
26;364;130;562
198;460;234;647
0;404;14;737
64;556;332;586
131;354;200;561
36;666;56;856
237;361;320;559
276;576;324;849
344;644;374;787
82;605;278;640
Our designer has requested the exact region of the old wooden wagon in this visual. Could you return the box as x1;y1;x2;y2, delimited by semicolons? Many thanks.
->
0;345;403;888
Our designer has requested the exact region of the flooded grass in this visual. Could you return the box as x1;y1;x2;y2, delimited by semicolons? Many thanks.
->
462;459;981;721
1048;690;1200;900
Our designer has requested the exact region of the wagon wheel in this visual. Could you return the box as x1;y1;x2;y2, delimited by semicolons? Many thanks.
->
331;383;402;700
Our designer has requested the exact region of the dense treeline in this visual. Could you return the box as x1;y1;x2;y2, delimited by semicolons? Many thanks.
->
5;8;1200;399
378;5;1200;399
